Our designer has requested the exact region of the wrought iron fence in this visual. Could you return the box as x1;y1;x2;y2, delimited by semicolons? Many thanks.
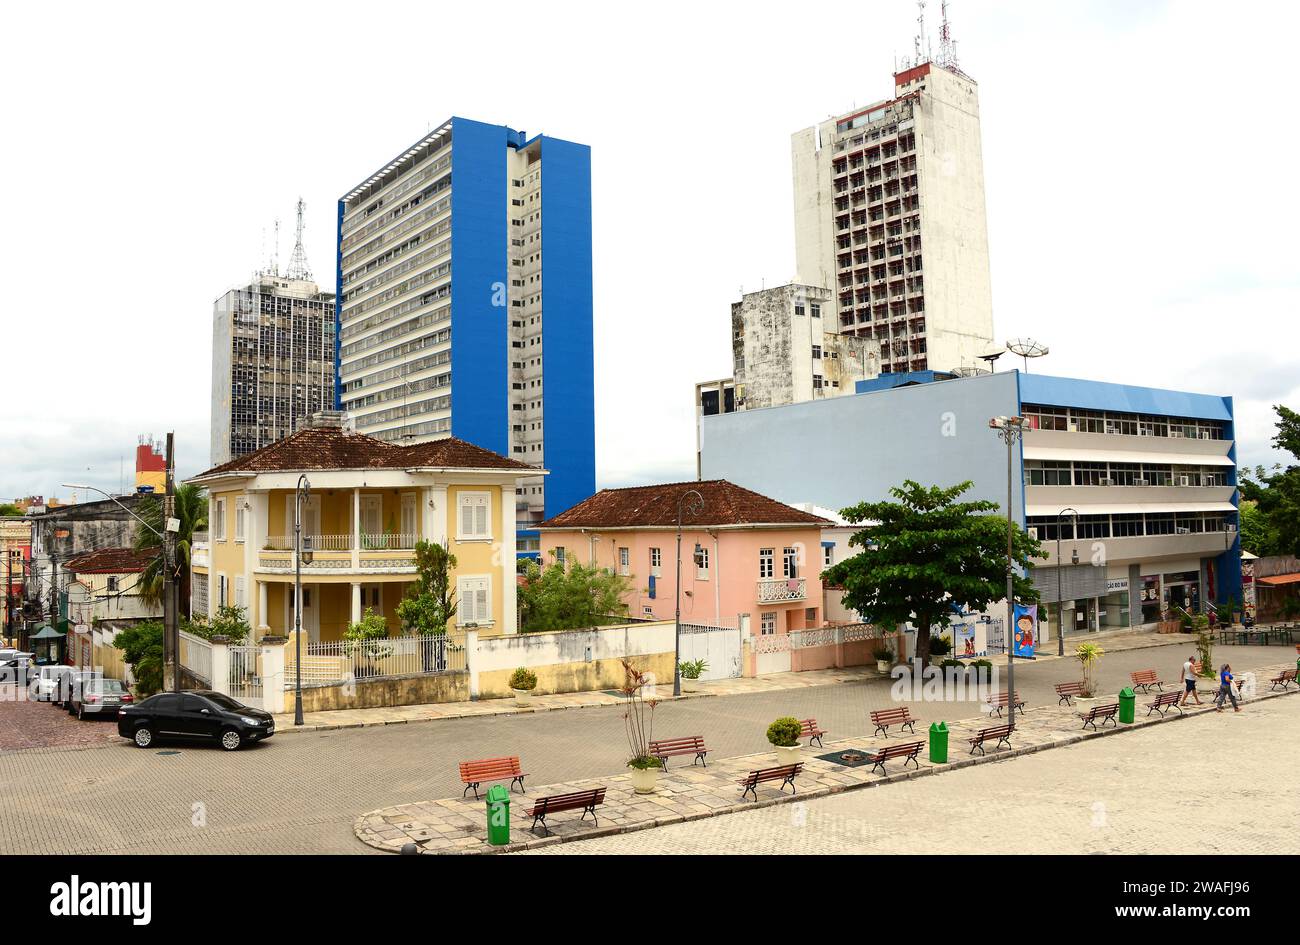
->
288;633;466;687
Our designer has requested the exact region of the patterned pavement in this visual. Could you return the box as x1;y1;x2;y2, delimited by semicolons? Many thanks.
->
355;659;1299;854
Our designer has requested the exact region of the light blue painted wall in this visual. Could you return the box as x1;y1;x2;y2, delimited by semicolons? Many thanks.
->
701;371;1024;519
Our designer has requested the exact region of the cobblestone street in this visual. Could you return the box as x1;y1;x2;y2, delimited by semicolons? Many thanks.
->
1;641;1294;854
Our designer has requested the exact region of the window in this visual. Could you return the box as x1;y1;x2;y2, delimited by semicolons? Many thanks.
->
695;545;710;580
458;576;492;625
618;546;630;575
812;345;822;360
761;612;777;635
107;576;119;592
191;572;209;618
783;547;798;579
823;544;834;568
457;491;491;540
554;546;566;567
235;575;247;609
759;548;774;579
649;547;661;575
216;573;228;607
213;498;227;541
810;302;821;318
1073;462;1108;486
1026;461;1071;486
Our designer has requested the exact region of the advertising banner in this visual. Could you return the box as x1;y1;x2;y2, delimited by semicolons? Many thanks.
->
1012;603;1038;659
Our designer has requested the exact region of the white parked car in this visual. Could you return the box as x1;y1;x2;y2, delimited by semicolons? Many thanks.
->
35;665;76;702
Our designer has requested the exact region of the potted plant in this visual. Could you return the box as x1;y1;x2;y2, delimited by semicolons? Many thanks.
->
874;644;894;674
509;667;537;707
969;658;993;683
767;716;803;764
929;634;952;657
677;658;707;692
620;659;662;794
1075;642;1105;698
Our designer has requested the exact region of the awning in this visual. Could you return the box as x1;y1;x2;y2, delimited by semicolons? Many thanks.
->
1026;501;1237;517
1258;573;1300;587
1023;446;1234;467
29;625;63;640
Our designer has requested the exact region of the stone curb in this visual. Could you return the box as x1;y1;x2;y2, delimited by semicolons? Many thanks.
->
355;681;1298;855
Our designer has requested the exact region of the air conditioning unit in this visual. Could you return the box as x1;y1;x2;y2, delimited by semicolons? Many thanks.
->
1178;476;1191;487
1027;527;1038;540
1099;477;1115;486
1225;523;1237;534
1176;527;1191;535
1133;478;1149;486
1170;430;1185;438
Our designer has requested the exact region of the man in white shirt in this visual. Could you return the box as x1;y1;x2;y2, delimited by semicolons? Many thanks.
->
1180;653;1202;706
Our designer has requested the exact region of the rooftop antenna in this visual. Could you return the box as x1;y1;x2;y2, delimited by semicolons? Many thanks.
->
273;218;281;277
1006;338;1050;373
914;0;929;66
938;0;957;69
286;197;313;281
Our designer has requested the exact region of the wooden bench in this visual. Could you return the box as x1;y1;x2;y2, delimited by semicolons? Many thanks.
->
985;691;1025;718
866;740;923;775
737;763;803;801
969;724;1014;755
869;707;917;738
1079;702;1119;731
648;735;708;770
798;718;827;748
1054;681;1086;706
1146;690;1184;717
458;756;527;799
1130;669;1164;693
525;788;607;836
1270;669;1297;691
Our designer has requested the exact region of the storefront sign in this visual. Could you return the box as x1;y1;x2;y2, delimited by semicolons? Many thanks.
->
1105;578;1129;593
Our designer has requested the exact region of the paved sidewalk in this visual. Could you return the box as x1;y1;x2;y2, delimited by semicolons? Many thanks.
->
279;627;1196;733
353;658;1296;854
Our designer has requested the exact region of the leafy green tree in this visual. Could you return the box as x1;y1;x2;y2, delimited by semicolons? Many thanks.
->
0;502;22;516
823;480;1043;667
182;604;251;643
1237;500;1279;557
396;541;457;634
132;484;208;616
517;557;633;632
1240;405;1300;557
344;607;392;677
113;620;164;695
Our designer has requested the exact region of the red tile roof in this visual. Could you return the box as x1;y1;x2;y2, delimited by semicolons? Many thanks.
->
537;480;832;530
65;547;156;574
192;426;537;479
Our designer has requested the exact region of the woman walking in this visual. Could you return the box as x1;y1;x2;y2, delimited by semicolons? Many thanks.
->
1214;662;1241;712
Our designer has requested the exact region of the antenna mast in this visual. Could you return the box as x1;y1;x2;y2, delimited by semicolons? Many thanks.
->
914;0;929;66
286;197;313;281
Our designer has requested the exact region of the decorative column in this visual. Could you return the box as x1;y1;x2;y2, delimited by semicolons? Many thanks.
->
352;487;361;568
464;628;479;700
259;635;287;715
351;582;362;624
256;580;270;636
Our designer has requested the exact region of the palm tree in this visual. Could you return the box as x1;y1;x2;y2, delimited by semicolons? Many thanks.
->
132;483;208;617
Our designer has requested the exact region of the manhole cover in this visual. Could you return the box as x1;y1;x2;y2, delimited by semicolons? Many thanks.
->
816;747;876;768
156;750;181;756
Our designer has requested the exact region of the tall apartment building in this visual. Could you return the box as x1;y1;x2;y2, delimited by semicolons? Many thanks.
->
792;61;995;375
210;272;337;465
335;117;594;536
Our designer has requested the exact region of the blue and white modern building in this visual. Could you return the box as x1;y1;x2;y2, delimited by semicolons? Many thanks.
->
335;117;595;542
700;370;1241;640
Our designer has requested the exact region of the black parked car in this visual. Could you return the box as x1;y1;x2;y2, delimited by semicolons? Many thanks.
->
117;690;274;751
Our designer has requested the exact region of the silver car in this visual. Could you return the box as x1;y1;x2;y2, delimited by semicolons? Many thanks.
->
69;677;133;720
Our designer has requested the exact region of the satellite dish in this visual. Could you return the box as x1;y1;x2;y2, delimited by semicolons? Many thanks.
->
978;347;1004;372
1006;338;1049;373
951;364;990;377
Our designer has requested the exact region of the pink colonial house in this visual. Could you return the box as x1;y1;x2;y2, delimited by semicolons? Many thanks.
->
536;480;831;641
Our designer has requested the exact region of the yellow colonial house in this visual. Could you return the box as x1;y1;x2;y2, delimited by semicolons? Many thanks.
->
188;415;541;643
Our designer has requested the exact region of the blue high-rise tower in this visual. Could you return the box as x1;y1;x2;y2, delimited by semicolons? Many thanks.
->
336;117;595;552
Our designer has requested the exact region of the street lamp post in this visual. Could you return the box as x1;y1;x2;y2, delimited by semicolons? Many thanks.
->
1056;507;1079;656
673;489;704;697
293;474;311;726
989;416;1029;730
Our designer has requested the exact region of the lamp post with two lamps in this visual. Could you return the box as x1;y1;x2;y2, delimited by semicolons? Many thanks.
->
988;415;1030;730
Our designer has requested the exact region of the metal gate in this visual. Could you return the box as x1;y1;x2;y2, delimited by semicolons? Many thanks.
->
677;624;742;679
986;618;1006;654
228;644;264;708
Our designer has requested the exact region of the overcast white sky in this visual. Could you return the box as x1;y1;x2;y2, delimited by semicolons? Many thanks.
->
3;0;1297;502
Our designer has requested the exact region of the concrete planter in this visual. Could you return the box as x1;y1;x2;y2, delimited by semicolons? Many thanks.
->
628;765;662;795
876;659;892;674
511;688;533;708
771;744;802;765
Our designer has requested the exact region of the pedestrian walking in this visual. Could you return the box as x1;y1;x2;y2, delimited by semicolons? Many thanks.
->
1180;653;1202;706
1214;662;1241;712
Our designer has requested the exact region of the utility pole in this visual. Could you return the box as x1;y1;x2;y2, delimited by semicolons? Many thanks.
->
162;432;179;692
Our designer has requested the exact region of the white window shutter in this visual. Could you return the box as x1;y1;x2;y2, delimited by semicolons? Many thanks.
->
475;500;488;537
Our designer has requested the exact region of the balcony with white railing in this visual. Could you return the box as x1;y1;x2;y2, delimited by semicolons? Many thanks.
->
757;577;807;604
264;534;354;551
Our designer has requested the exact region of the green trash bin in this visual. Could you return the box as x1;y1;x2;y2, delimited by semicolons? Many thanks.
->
1118;686;1136;724
928;721;949;763
486;784;511;846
